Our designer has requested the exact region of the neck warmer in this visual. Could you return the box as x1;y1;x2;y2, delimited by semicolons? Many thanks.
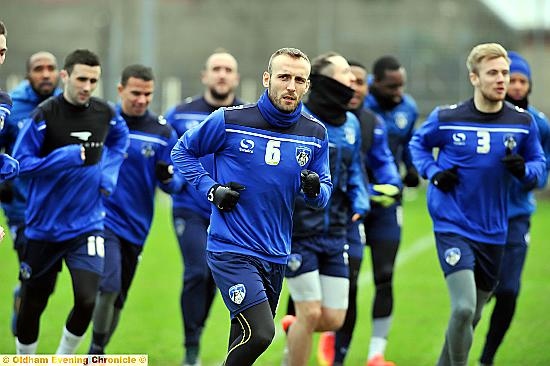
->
370;85;401;111
505;94;529;110
305;74;354;126
257;90;302;128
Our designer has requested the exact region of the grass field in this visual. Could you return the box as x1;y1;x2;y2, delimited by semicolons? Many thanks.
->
1;187;549;365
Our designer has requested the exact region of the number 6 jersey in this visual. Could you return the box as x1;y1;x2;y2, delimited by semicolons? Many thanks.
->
171;92;333;264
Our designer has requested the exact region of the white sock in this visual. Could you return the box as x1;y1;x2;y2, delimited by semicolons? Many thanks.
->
16;338;38;354
56;326;84;354
368;336;387;360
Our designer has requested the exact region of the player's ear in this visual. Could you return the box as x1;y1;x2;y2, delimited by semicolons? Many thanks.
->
60;69;69;84
262;71;270;88
469;72;479;87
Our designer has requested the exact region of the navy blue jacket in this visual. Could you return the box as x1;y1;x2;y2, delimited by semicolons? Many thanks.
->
104;107;183;246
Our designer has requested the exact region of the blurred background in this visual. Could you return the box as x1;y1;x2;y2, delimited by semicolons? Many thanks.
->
1;0;549;116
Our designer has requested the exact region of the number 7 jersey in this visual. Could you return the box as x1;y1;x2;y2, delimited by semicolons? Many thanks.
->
171;104;332;264
409;99;546;244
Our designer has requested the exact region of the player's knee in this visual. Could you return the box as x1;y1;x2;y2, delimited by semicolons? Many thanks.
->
297;304;322;328
451;303;475;325
183;264;210;285
374;267;394;287
322;312;346;330
75;292;97;313
251;321;274;351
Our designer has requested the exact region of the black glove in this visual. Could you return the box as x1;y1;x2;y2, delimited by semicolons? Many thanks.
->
207;182;246;212
155;161;174;183
82;141;104;166
301;169;320;198
431;167;459;192
0;181;14;203
403;167;420;188
501;149;525;179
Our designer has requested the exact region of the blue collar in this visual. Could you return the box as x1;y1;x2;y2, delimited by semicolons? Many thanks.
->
257;90;302;128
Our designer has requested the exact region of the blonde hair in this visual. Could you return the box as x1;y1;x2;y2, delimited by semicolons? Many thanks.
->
466;43;510;74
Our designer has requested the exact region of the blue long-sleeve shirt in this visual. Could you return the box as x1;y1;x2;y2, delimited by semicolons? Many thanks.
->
104;107;183;246
13;95;129;242
292;107;370;239
409;99;546;244
365;93;418;170
0;80;63;226
171;98;332;264
355;108;402;189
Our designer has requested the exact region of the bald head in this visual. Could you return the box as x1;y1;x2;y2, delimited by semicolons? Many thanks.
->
204;52;238;72
202;51;240;107
27;51;59;97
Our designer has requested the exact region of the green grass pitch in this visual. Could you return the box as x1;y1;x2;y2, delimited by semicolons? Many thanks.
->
1;187;549;365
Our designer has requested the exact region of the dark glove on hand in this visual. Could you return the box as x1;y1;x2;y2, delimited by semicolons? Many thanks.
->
431;167;459;192
501;150;525;179
82;141;104;166
403;167;420;187
207;182;246;212
0;181;14;203
155;161;174;183
301;169;320;198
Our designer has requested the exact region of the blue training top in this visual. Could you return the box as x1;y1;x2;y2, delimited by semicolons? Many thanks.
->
171;91;332;264
409;99;546;245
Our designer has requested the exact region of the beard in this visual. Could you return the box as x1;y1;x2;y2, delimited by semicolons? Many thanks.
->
209;86;231;101
268;87;297;113
370;86;401;110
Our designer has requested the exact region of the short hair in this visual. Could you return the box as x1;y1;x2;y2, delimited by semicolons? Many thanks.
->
372;56;401;81
348;60;366;70
120;64;154;86
267;47;309;74
63;49;100;75
310;51;341;76
26;51;58;74
466;43;509;74
0;21;6;36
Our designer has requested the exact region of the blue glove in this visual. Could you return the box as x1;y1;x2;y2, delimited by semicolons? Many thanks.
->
0;91;13;131
0;154;19;180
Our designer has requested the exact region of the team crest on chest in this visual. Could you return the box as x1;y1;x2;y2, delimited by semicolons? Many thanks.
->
503;135;517;151
229;284;246;304
141;143;155;157
345;126;356;145
296;146;312;167
395;112;408;129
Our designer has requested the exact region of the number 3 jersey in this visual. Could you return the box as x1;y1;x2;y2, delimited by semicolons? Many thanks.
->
409;99;546;244
171;94;333;264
